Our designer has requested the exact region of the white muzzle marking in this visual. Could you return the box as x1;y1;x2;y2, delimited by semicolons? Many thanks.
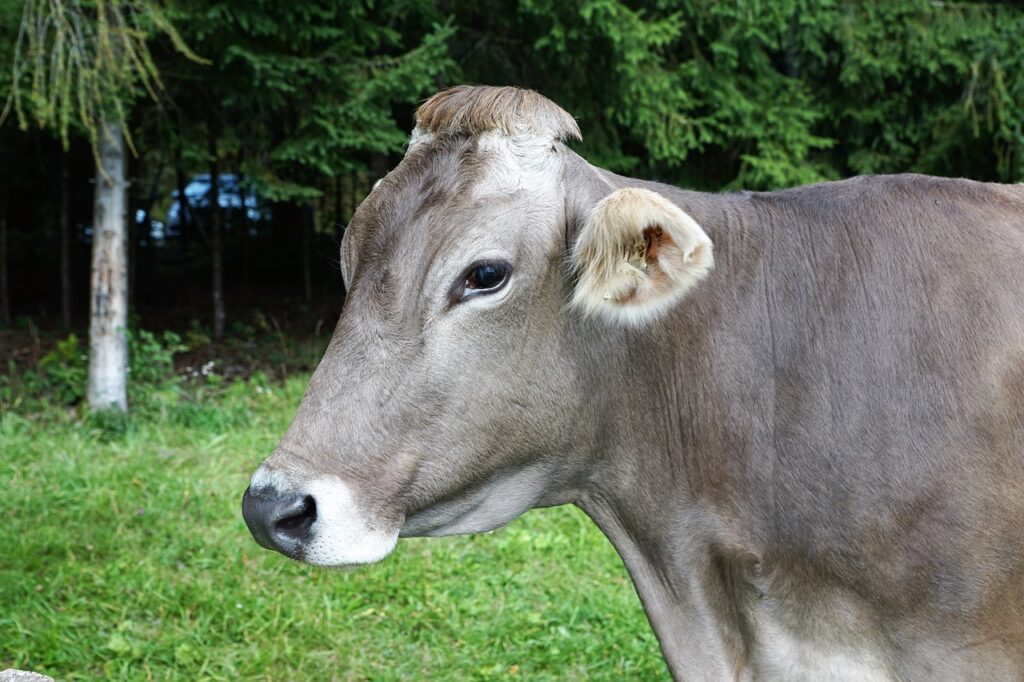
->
250;467;399;567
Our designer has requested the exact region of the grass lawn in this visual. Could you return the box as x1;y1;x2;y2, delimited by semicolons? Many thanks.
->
0;374;666;680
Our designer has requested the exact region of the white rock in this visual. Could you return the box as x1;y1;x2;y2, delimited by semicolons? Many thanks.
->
0;670;55;682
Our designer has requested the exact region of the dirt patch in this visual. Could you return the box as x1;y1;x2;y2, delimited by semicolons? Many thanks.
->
0;329;53;376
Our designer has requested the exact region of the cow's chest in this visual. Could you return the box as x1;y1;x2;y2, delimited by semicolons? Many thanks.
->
746;613;893;681
744;596;895;682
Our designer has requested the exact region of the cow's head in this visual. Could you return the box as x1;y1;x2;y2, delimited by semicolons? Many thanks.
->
242;86;713;566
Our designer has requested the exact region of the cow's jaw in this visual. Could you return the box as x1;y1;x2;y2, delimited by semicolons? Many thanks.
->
400;460;558;537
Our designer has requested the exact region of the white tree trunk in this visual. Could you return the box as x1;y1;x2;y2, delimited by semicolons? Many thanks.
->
87;120;129;411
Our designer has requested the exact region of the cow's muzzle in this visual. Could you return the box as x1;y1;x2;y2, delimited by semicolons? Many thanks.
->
241;486;317;558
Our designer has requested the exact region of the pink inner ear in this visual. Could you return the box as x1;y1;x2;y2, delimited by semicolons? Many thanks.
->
643;225;672;265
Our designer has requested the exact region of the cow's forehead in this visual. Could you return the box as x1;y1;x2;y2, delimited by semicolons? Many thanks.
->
343;133;564;280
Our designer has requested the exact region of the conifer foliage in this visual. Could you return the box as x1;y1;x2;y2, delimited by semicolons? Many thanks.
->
0;0;1022;411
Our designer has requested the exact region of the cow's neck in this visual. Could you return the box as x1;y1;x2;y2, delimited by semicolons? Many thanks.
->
573;362;755;681
569;177;762;679
577;470;754;680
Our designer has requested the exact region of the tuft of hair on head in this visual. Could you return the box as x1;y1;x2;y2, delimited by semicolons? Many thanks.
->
414;85;581;143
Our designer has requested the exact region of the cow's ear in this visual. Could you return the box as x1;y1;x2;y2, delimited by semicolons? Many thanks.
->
570;187;713;326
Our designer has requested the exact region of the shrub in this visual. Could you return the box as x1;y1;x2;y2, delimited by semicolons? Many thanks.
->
3;328;187;414
36;333;88;405
127;329;187;409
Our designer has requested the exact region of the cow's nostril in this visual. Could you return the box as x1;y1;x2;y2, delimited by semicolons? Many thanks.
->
274;494;317;541
242;487;317;558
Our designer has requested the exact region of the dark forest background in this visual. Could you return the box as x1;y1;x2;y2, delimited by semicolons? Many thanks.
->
1;0;1022;372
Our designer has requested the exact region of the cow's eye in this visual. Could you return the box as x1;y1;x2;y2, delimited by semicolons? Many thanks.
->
466;262;508;290
452;260;511;304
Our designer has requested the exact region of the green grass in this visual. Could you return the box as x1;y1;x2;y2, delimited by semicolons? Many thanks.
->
0;375;666;680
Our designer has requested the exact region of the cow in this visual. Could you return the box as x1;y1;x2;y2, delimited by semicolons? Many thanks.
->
242;85;1024;680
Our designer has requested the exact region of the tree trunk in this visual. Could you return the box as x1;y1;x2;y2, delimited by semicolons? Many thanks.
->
344;172;355;232
175;152;191;248
302;203;313;302
208;139;225;340
60;151;72;329
127;152;139;308
0;192;9;327
334;174;342;231
133;153;165;310
87;120;129;411
239;173;250;290
128;206;136;310
136;154;165;230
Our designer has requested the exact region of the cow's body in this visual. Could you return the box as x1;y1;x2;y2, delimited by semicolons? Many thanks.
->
243;87;1024;680
575;172;1024;679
